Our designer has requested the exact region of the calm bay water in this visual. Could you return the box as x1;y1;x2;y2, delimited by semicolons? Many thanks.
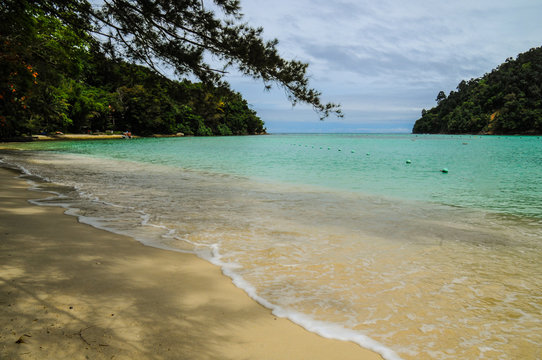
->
1;134;542;359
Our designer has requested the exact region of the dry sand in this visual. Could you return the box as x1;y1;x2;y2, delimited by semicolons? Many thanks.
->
29;133;186;141
0;167;382;360
31;134;128;141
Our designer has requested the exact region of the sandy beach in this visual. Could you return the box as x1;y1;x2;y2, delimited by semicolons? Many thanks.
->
29;134;130;141
0;167;382;360
9;133;188;142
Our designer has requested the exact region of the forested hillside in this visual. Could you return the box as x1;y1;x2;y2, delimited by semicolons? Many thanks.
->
1;6;265;138
412;46;542;135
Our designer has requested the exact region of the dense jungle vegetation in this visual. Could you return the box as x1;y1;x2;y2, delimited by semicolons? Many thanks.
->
413;46;542;135
1;6;266;138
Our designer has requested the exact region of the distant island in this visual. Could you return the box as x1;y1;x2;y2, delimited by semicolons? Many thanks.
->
1;10;265;140
412;46;542;135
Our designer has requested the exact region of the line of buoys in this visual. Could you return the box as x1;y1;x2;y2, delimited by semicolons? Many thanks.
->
289;146;451;175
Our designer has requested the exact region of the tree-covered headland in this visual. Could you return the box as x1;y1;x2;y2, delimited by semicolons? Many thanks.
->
1;0;342;138
413;46;542;135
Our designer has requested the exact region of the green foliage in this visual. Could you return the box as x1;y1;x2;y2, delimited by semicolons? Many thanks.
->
0;5;265;138
8;0;341;120
413;47;542;135
0;2;91;137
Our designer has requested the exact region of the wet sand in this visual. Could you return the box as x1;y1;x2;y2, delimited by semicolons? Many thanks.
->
0;167;382;360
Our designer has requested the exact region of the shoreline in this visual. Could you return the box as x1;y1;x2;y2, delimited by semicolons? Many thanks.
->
0;167;383;360
1;134;130;142
1;132;269;143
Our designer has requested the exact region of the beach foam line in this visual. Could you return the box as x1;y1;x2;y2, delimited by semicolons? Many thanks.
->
1;159;398;360
1;160;197;256
210;246;403;360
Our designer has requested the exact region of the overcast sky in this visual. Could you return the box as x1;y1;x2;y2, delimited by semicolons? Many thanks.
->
221;0;542;133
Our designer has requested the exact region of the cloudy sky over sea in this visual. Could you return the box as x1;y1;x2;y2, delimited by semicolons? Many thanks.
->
224;0;542;133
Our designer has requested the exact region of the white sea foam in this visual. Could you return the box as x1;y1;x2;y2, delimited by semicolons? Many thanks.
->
2;159;403;360
208;244;404;360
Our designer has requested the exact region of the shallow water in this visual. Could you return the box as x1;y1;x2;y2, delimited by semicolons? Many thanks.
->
1;134;541;359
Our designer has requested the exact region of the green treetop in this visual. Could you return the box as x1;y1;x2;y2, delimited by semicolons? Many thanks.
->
0;3;267;137
15;0;341;119
413;46;542;135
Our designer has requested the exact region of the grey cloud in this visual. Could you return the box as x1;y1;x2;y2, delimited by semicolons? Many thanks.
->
231;0;542;132
300;41;481;87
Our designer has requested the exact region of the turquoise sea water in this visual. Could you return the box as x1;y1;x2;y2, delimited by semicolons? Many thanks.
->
10;134;542;217
2;134;542;359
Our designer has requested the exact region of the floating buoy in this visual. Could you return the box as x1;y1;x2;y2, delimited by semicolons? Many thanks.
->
441;168;449;173
366;153;370;156
338;149;342;152
327;147;331;150
351;150;355;153
406;160;411;164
